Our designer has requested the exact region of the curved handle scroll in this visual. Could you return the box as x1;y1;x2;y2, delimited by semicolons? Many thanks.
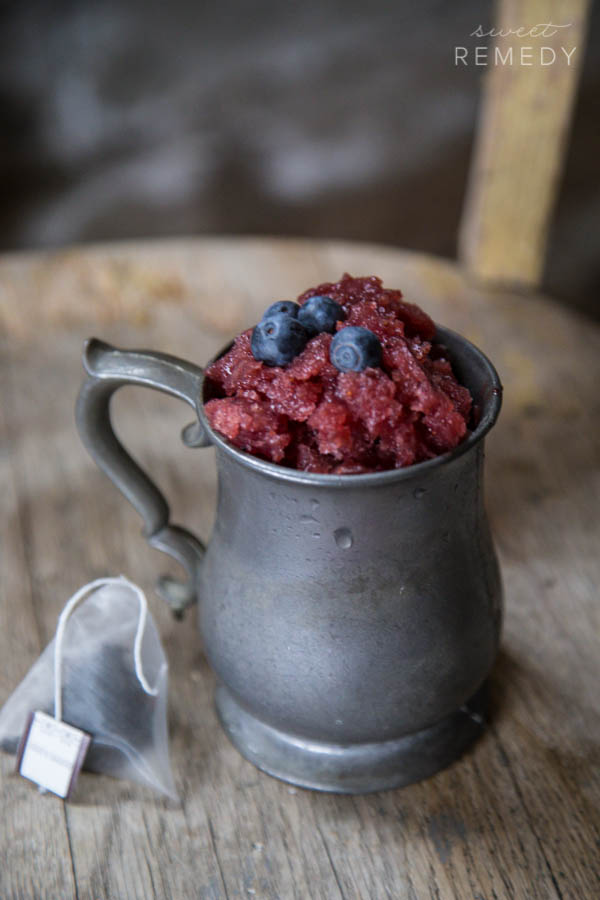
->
75;339;211;617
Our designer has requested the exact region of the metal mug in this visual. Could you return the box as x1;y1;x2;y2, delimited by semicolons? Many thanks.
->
76;327;502;793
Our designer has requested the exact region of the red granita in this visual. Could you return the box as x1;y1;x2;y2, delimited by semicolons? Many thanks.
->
204;274;472;473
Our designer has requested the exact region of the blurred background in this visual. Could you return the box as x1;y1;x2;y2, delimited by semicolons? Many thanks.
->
1;0;598;317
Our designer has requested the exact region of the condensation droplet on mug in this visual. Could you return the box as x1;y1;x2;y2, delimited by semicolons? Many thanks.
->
414;487;426;499
334;527;353;549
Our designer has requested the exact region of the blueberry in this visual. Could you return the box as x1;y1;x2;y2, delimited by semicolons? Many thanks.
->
330;326;382;372
251;316;309;366
298;295;346;336
262;300;300;319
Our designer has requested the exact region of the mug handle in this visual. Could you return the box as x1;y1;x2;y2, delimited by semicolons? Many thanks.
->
75;338;211;618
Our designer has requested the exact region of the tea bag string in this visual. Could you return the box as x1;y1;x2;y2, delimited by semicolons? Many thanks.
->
53;576;159;723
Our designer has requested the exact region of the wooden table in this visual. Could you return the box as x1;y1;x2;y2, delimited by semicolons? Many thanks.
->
1;238;598;899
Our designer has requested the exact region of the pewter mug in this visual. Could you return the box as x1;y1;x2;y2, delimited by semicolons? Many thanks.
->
76;327;502;793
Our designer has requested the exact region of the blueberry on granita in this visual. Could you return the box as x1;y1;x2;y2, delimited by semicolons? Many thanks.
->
330;326;382;372
262;300;300;319
251;315;309;366
298;295;345;336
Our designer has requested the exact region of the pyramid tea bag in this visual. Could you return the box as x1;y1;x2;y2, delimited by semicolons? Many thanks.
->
0;577;177;799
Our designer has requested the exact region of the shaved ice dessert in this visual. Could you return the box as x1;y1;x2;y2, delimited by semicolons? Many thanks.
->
204;274;472;474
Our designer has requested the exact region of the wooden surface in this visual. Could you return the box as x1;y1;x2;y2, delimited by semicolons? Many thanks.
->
0;237;599;899
459;0;590;287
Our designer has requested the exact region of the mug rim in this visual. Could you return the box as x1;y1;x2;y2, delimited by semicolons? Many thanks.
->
196;325;502;487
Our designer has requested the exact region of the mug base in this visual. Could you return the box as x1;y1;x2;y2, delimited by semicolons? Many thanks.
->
215;682;488;794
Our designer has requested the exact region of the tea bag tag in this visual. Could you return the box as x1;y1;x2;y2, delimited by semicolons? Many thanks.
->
17;711;90;798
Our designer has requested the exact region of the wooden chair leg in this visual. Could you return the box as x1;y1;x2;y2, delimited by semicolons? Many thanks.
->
458;0;591;289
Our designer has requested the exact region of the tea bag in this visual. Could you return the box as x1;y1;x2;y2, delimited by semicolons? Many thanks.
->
0;576;177;799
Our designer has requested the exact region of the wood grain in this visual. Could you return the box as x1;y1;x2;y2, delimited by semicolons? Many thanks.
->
459;0;591;288
0;237;598;899
0;357;77;900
